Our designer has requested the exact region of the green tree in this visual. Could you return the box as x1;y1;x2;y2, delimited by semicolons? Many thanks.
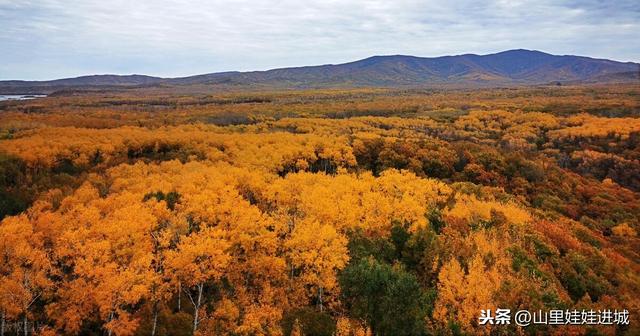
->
340;258;430;336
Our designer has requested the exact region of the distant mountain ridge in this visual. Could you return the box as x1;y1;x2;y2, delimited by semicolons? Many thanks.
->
1;50;638;93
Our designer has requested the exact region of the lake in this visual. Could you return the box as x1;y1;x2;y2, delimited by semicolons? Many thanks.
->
0;94;47;101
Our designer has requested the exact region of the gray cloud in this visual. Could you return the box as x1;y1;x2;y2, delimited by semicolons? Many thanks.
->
0;0;638;79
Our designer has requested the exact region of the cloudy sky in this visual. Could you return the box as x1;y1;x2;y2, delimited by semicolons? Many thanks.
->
1;0;638;80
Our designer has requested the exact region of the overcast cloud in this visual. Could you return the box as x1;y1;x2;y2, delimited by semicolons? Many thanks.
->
0;0;638;80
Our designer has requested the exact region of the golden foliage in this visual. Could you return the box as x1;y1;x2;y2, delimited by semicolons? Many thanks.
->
1;85;639;335
434;230;512;333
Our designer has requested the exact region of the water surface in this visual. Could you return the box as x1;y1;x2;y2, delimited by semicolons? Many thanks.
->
0;94;47;101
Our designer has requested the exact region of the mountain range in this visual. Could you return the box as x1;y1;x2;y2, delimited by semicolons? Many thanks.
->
1;49;638;94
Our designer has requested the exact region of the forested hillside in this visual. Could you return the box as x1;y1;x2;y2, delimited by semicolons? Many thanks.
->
0;84;639;335
2;50;638;94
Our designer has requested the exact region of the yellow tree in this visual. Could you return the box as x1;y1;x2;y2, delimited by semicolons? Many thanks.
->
175;171;288;335
0;215;51;336
144;195;184;336
165;226;230;334
285;220;349;312
433;231;510;334
48;186;158;336
107;161;289;335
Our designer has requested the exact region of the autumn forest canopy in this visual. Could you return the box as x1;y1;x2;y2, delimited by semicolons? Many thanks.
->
0;84;639;335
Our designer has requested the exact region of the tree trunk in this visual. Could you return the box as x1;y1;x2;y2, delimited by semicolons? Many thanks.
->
177;282;181;312
1;310;5;336
151;302;158;336
192;284;203;334
23;314;27;336
318;286;324;312
107;311;114;336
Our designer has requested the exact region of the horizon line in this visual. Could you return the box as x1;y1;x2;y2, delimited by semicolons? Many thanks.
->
2;48;639;82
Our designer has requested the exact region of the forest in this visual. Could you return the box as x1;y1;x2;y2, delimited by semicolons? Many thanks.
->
0;84;639;335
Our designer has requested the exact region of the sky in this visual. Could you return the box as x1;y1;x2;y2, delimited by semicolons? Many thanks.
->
0;0;638;80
